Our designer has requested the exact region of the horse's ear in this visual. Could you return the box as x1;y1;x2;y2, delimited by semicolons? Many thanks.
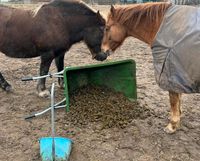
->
96;10;106;24
110;5;115;16
96;10;101;17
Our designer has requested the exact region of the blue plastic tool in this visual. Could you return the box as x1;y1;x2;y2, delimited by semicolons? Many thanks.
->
40;83;72;161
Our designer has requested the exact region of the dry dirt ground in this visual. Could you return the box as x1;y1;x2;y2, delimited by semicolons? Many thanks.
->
0;4;200;161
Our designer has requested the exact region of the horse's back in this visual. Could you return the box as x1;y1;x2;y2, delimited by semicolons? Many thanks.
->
0;6;32;32
152;5;200;93
0;2;70;57
0;6;38;57
0;6;12;41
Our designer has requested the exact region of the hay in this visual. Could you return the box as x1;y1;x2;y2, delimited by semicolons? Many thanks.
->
64;85;152;129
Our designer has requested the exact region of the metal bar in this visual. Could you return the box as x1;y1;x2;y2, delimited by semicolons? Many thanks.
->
51;83;56;160
22;70;64;81
24;98;66;120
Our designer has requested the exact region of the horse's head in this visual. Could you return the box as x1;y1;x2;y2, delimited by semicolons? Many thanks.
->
83;11;109;61
101;5;127;53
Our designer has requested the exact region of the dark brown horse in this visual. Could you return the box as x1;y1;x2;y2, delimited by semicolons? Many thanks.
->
0;0;109;97
101;2;200;133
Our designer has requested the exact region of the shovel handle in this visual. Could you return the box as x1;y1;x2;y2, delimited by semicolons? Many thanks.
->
24;114;36;120
21;77;33;81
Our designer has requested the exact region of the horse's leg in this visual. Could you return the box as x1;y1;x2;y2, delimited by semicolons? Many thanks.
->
164;91;182;133
37;53;54;97
54;52;65;89
0;72;12;92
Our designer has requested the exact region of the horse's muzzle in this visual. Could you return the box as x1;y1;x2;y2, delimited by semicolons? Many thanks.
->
94;51;110;61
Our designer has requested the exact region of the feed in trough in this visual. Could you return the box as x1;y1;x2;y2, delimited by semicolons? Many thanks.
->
64;85;152;129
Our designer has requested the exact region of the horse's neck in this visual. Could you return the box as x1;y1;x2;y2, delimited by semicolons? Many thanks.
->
128;22;160;45
127;5;169;46
68;16;99;43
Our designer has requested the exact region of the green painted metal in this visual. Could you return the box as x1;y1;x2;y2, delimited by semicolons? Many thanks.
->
63;59;137;111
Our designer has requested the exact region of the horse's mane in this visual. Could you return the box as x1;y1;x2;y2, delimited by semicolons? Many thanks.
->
31;3;46;17
0;0;98;18
109;2;172;28
79;0;98;13
52;0;97;15
32;0;98;17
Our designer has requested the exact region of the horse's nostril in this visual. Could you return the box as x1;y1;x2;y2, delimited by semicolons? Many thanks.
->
94;52;108;61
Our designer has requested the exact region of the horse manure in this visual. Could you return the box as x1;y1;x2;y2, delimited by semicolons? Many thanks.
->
64;85;152;129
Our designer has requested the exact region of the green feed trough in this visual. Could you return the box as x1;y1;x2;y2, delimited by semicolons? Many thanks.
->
63;59;137;111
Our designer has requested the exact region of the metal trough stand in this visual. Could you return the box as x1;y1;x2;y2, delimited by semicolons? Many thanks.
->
63;59;137;111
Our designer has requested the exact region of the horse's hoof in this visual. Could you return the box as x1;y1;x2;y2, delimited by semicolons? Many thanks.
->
164;124;176;134
38;90;50;98
58;78;64;89
59;81;64;89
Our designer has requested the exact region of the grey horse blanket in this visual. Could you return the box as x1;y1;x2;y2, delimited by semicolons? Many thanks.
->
152;5;200;93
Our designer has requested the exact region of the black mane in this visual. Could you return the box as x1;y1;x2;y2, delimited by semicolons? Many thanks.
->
48;0;96;16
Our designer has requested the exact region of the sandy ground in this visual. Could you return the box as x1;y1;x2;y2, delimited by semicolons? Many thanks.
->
0;4;200;161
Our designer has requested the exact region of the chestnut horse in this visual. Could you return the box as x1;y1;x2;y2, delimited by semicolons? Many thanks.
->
0;0;109;97
101;2;200;133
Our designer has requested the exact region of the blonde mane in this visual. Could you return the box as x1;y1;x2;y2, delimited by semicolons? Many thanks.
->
80;1;107;20
80;0;97;13
109;2;171;28
31;3;46;17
